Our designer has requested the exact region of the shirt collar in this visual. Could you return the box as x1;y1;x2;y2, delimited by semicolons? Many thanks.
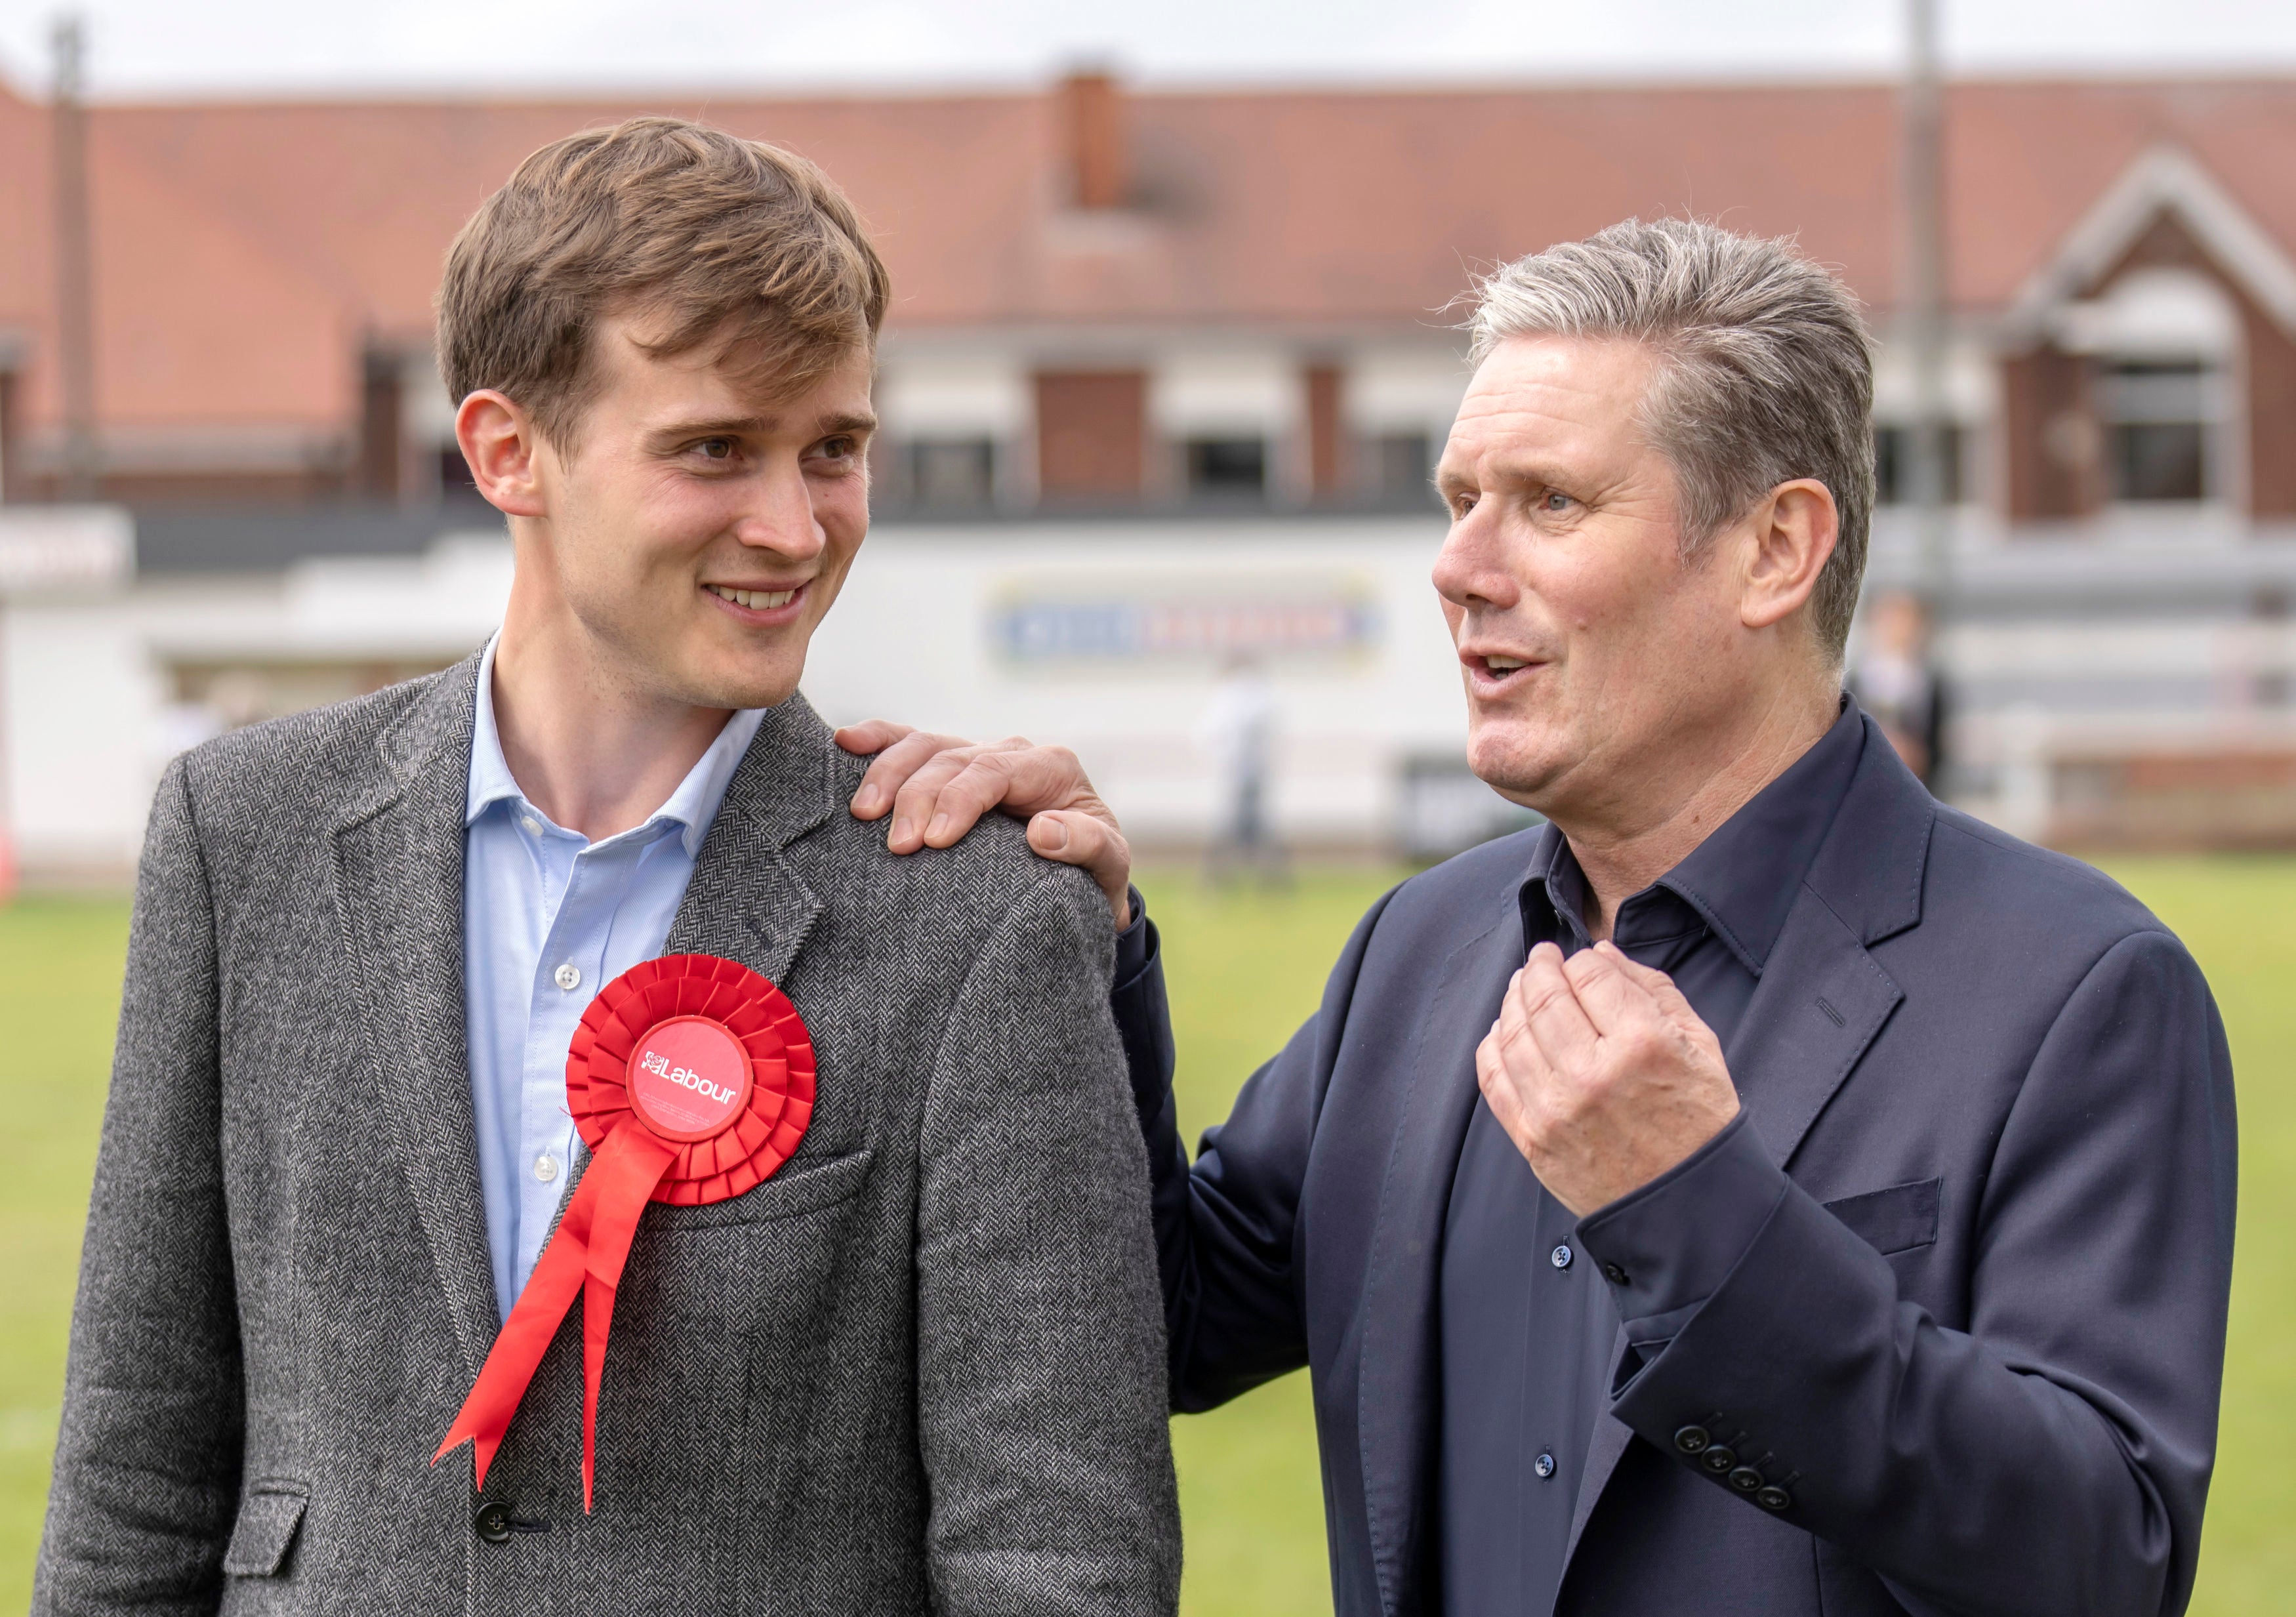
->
466;633;768;858
1517;695;1869;975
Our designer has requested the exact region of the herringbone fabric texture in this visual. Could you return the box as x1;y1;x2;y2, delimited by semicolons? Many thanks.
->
34;654;1179;1616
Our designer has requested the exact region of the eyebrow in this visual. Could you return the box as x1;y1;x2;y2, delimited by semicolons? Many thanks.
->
645;408;879;447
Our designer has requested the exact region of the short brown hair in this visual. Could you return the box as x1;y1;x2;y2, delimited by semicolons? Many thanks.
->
437;116;890;446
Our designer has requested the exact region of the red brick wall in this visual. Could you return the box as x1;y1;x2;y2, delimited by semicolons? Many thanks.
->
1034;370;1145;499
2002;344;2101;520
1304;363;1344;501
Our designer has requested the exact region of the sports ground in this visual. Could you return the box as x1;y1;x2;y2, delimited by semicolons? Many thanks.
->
3;857;2289;1613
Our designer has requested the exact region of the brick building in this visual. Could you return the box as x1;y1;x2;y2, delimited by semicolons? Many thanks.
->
4;72;2296;527
3;71;2296;876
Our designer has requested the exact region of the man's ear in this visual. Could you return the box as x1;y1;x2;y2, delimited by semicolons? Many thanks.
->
1739;478;1839;633
455;390;548;520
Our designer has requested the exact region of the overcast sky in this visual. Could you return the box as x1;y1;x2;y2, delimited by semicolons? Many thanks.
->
1;0;2293;99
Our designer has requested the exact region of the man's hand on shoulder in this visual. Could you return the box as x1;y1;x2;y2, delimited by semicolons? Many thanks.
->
1475;941;1741;1218
835;720;1133;930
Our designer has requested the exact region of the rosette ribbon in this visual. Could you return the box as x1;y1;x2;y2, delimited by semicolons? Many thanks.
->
434;953;814;1509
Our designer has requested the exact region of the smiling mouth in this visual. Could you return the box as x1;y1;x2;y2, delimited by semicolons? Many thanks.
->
704;583;800;611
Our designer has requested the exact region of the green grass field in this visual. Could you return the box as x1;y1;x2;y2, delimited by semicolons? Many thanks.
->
2;859;2291;1611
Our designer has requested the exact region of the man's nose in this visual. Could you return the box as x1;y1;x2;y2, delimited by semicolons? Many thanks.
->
730;459;827;559
1431;504;1518;611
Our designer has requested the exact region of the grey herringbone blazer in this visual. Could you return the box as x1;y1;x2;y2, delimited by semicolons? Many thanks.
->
35;655;1179;1616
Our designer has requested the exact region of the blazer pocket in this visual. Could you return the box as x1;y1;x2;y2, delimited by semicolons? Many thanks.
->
653;1149;874;1232
221;1481;308;1577
1822;1177;1942;1257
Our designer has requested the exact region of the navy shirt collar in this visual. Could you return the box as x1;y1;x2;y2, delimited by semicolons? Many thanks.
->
1519;697;1869;976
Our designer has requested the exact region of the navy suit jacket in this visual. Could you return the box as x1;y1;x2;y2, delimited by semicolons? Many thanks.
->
1115;718;2236;1616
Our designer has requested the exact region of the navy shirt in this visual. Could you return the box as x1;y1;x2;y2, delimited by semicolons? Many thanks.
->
1437;702;1867;1616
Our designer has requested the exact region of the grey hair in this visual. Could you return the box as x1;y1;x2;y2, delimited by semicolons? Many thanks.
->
1466;218;1875;662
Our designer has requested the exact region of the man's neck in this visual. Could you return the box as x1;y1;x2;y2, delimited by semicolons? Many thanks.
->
489;621;732;844
1558;682;1839;943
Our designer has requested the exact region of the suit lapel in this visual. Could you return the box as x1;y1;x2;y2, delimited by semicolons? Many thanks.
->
664;693;834;977
1357;882;1527;1617
1556;718;1934;1584
1557;884;1906;1569
330;655;501;1375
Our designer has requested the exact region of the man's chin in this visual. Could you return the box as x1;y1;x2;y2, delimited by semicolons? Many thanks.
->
1466;726;1565;809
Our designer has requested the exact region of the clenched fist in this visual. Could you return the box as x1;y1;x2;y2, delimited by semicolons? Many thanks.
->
1475;940;1740;1218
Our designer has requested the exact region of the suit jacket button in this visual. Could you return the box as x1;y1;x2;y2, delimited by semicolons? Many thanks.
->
1699;1445;1738;1473
474;1502;513;1544
1728;1465;1765;1493
1756;1484;1794;1511
1673;1425;1712;1454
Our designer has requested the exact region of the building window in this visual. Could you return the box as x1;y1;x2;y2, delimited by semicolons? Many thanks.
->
1185;436;1266;500
897;438;997;510
2100;359;2212;503
1372;432;1433;506
1874;424;1965;505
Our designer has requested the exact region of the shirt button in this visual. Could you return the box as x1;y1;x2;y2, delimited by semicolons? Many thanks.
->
520;815;543;836
1550;1243;1574;1270
1603;1261;1630;1285
1534;1452;1557;1479
533;1153;560;1183
553;962;581;992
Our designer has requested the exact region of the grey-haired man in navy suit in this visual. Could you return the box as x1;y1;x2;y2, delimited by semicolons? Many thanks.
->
840;218;2236;1617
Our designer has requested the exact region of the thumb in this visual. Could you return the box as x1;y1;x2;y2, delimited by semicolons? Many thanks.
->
833;718;914;755
1027;809;1134;927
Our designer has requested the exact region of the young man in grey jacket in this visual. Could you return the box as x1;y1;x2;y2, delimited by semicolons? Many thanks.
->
35;117;1178;1616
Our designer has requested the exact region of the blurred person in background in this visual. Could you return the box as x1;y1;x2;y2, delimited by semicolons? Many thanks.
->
1849;588;1947;789
35;118;1176;1616
844;220;2236;1616
1199;650;1282;884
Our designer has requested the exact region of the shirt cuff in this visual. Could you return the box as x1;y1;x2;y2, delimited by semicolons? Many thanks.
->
1113;886;1151;989
1574;1111;1788;1328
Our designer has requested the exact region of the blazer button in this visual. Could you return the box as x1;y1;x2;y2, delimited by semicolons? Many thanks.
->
474;1502;514;1544
1699;1446;1738;1474
1756;1484;1794;1511
1673;1425;1712;1455
1728;1465;1765;1494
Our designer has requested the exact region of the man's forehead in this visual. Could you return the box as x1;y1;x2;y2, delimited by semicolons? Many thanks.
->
1444;337;1654;464
594;308;872;416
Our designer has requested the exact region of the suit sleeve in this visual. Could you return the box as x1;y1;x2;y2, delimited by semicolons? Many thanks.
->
35;758;245;1615
1580;928;2237;1617
914;865;1181;1616
1110;888;1399;1412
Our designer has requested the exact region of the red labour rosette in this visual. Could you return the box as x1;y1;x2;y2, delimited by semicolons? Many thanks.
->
434;953;815;1510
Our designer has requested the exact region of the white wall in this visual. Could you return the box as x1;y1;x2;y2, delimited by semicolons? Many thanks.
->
2;517;1470;880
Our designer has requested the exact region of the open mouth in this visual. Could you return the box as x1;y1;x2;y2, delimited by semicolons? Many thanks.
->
704;583;801;612
1464;651;1542;691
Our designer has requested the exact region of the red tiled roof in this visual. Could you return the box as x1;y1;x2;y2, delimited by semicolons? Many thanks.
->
3;75;2294;437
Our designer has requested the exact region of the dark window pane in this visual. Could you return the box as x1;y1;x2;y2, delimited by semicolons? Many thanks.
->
2110;422;2205;502
1873;424;1962;505
903;438;996;509
1374;432;1432;504
1187;437;1266;497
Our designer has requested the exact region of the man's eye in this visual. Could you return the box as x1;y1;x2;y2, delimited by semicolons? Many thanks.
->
815;436;854;460
1542;491;1573;512
691;438;735;462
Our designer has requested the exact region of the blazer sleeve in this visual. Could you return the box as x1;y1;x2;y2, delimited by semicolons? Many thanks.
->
1111;887;1399;1413
1582;926;2237;1617
913;864;1181;1616
35;758;246;1615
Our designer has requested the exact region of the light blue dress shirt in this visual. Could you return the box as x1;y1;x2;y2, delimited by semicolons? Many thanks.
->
462;636;766;1320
